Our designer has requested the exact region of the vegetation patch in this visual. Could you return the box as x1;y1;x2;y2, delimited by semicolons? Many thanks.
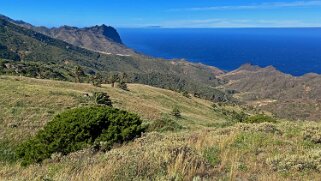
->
267;149;321;172
243;114;276;124
171;106;182;119
203;146;221;167
16;106;144;166
93;92;113;106
303;125;321;144
0;140;17;164
147;118;183;132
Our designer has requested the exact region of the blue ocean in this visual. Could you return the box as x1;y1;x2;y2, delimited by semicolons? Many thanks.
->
118;28;321;76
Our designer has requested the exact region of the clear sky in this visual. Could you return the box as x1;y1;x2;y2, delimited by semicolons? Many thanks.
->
1;0;321;28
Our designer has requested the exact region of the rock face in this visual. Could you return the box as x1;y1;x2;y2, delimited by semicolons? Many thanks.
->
33;25;135;55
1;14;135;55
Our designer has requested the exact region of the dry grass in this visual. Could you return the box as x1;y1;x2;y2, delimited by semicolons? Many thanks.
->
0;75;222;143
2;122;321;180
1;76;321;180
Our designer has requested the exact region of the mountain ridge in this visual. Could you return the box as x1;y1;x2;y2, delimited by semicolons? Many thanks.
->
220;64;321;120
0;14;135;55
0;15;230;102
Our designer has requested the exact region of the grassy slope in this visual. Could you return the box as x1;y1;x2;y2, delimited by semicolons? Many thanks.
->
0;75;222;143
1;76;321;180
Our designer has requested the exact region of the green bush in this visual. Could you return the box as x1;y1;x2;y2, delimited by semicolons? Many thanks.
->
267;149;321;172
147;118;183;132
203;146;221;166
117;81;129;91
94;92;113;106
16;106;144;166
91;73;103;87
243;114;276;124
0;140;17;164
303;125;321;144
171;106;181;119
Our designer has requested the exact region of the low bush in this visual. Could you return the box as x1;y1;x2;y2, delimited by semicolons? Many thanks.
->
203;146;221;166
303;125;321;144
117;81;129;91
16;106;144;166
267;149;321;172
243;114;276;124
0;140;17;164
171;106;182;119
94;92;113;106
147;118;183;132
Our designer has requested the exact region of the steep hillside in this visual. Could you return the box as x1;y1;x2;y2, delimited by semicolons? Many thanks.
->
0;15;229;101
220;64;321;120
0;14;134;55
31;25;136;55
1;76;321;180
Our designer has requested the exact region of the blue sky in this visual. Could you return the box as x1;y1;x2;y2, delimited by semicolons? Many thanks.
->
1;0;321;28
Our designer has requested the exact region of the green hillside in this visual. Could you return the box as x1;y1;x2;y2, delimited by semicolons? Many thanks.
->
0;16;229;101
1;76;321;180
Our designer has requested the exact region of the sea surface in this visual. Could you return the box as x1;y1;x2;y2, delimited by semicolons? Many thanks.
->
118;28;321;76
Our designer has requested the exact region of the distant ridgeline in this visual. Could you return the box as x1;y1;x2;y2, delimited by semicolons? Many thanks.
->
0;15;231;102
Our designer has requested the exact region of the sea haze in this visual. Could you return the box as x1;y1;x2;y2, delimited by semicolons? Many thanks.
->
118;28;321;76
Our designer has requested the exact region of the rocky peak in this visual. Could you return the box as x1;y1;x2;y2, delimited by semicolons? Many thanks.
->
86;24;122;44
1;14;134;55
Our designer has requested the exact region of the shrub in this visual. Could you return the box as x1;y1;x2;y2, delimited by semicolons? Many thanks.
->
303;125;321;144
243;114;276;124
267;149;321;172
16;106;144;166
203;146;221;166
74;66;85;83
117;81;129;91
171;106;181;119
0;140;17;164
94;92;112;106
147;118;183;132
91;73;103;87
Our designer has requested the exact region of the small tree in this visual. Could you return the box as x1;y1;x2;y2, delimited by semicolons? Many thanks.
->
121;72;128;82
171;106;181;119
94;92;112;106
117;81;129;91
110;74;119;88
74;66;85;83
92;73;103;87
